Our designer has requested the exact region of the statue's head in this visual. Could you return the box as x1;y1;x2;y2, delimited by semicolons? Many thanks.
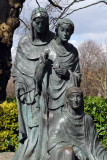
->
55;18;74;42
30;7;49;43
65;87;83;110
31;7;49;33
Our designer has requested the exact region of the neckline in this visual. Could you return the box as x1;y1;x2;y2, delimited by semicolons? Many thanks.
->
29;30;51;46
63;108;84;120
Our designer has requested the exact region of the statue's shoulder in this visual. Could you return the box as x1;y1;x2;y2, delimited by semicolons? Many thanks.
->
49;39;55;47
84;114;94;126
68;43;78;54
16;35;32;59
48;39;56;53
18;35;30;47
17;35;32;55
68;43;78;56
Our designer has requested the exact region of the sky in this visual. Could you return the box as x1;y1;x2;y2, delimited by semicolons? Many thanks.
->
11;0;107;63
68;1;107;46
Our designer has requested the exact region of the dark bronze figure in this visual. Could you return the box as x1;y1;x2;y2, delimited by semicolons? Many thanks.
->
47;18;81;139
12;7;54;160
48;87;107;160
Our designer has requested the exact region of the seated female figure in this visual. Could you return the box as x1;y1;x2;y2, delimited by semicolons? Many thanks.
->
48;87;107;160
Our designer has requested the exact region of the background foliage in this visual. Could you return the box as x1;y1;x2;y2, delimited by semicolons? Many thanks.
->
0;96;107;152
84;96;107;149
0;97;18;152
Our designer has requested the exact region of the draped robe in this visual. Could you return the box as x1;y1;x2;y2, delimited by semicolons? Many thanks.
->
46;40;81;138
48;107;107;160
48;39;81;110
12;30;54;160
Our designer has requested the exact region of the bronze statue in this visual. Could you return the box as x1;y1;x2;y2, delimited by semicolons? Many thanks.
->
12;7;54;160
48;87;107;160
13;7;107;160
47;18;81;138
48;18;81;110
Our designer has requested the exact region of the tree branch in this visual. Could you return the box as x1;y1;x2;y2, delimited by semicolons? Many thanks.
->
48;0;62;10
19;18;30;30
50;0;77;28
49;0;107;29
62;1;107;18
52;0;86;24
36;0;40;7
57;0;77;19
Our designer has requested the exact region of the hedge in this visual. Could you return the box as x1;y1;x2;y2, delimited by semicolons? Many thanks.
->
84;96;107;149
0;96;107;152
0;97;18;152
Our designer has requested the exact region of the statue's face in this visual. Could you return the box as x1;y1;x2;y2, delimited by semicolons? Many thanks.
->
32;17;48;33
57;23;72;42
68;93;82;110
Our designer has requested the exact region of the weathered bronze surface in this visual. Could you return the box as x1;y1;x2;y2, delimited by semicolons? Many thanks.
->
48;87;107;160
12;7;54;160
13;7;107;160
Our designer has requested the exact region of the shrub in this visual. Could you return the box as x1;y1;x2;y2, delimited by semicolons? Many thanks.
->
0;97;18;152
84;96;107;149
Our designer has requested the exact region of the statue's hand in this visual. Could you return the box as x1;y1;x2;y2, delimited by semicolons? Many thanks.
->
19;88;25;102
16;85;26;102
40;49;49;65
55;68;68;77
75;150;89;160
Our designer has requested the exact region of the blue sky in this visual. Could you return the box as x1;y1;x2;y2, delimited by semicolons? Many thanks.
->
68;2;107;46
11;0;107;62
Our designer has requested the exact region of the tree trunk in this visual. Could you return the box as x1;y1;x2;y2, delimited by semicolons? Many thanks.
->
0;0;25;102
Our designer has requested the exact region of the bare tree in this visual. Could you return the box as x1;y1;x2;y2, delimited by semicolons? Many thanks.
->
79;40;107;97
90;44;107;97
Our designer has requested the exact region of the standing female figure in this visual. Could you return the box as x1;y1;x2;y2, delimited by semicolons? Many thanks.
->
47;18;81;134
12;7;54;160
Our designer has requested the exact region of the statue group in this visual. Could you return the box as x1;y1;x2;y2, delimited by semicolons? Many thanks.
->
12;7;107;160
